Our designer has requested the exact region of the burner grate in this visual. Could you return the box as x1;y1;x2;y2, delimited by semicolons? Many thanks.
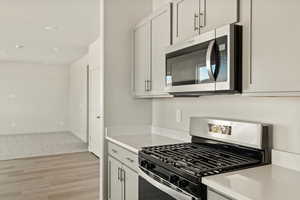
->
142;143;261;177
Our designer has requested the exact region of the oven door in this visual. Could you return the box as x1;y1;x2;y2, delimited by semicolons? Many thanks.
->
138;168;199;200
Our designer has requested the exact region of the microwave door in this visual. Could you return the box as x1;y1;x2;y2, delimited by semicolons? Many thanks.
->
205;39;219;92
166;44;216;93
215;24;242;92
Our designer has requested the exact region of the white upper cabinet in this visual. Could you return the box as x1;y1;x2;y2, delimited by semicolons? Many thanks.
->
173;0;239;44
150;4;172;95
201;0;239;33
245;0;300;94
134;21;151;96
173;0;200;44
133;4;172;98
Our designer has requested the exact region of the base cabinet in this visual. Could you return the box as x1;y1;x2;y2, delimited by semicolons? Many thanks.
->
123;165;138;200
108;156;123;200
108;156;138;200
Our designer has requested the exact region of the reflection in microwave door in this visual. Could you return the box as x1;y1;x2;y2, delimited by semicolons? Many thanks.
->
219;44;226;51
166;75;172;87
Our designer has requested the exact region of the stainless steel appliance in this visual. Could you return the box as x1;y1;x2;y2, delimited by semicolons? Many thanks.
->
165;24;242;96
138;117;272;200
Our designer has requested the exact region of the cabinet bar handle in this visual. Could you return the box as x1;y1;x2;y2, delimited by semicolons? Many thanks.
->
147;80;152;91
194;13;199;31
118;167;121;181
126;157;134;163
112;149;118;154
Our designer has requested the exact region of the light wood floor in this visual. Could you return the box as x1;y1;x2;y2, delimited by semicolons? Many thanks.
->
0;152;99;200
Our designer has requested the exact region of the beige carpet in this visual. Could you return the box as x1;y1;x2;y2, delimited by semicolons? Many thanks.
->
0;132;88;161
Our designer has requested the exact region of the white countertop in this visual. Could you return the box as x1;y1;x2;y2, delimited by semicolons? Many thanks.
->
203;164;300;200
106;133;184;153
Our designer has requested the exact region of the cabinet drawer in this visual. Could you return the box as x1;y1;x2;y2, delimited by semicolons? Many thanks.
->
121;147;138;171
108;142;124;160
108;142;138;171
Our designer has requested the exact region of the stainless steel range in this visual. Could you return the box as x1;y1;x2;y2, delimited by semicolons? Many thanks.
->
138;117;272;200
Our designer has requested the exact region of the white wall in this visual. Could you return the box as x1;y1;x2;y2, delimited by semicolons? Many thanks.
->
89;37;101;70
153;0;171;10
0;62;69;135
69;55;88;142
153;96;300;154
104;0;152;127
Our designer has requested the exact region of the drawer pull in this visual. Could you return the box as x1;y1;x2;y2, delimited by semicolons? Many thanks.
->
112;149;118;154
126;157;134;163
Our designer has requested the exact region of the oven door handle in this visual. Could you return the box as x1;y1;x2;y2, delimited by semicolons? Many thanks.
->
138;168;196;200
206;39;216;81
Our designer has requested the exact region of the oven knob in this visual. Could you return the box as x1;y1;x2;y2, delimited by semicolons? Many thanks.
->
179;180;189;188
170;175;179;184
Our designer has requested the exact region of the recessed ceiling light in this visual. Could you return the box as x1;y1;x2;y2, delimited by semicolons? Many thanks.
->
15;44;25;49
44;26;58;31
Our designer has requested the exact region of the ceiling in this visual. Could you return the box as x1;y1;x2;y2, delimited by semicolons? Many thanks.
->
0;0;100;65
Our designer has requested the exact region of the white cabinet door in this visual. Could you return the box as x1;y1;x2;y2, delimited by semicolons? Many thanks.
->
123;165;138;200
201;0;239;33
89;68;103;157
108;156;139;200
108;156;123;200
248;0;300;93
134;21;151;96
173;0;200;44
150;4;171;95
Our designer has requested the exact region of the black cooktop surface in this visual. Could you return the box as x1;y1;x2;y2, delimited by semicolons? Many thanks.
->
140;143;261;178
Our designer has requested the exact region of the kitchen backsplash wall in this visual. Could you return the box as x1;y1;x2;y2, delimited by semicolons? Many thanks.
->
153;96;300;154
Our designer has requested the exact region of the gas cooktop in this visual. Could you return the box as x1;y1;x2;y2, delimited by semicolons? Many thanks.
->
138;118;272;200
141;142;262;178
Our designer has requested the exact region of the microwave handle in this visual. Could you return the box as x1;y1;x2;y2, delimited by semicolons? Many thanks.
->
206;40;216;81
138;167;196;200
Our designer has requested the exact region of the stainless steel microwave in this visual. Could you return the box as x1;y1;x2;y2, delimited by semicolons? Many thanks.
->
165;24;242;96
